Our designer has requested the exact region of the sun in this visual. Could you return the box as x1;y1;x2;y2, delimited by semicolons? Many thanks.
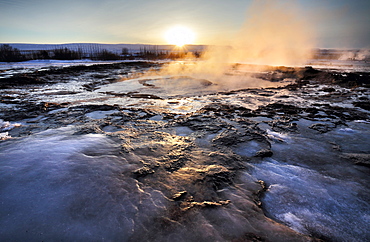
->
165;26;195;47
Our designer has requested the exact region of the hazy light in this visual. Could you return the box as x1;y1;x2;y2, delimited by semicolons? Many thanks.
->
165;26;195;47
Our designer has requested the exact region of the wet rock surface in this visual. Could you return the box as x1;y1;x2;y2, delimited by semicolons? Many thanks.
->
0;61;369;241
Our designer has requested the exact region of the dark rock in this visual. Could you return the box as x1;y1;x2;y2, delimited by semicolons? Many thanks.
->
341;153;370;167
320;87;336;92
0;74;46;88
353;101;370;111
129;93;163;99
332;72;370;88
308;123;335;133
234;233;265;242
255;103;301;117
133;166;155;178
164;156;187;172
198;165;235;190
255;149;273;157
73;124;103;135
358;96;369;101
277;95;291;98
253;180;268;208
167;101;180;104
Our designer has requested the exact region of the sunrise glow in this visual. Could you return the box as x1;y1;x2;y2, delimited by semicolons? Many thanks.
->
165;26;195;47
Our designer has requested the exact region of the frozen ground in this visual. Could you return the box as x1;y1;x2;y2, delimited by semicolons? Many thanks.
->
0;60;369;241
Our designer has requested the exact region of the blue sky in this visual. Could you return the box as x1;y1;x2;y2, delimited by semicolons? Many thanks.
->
0;0;369;48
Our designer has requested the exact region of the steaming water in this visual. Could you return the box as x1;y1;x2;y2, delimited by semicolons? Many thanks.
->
97;74;278;99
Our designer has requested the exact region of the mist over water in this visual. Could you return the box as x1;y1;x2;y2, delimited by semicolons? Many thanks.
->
230;0;316;66
139;0;316;91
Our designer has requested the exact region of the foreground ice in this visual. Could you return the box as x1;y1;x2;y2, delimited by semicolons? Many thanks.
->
252;121;370;241
1;122;369;241
252;159;369;241
0;127;168;240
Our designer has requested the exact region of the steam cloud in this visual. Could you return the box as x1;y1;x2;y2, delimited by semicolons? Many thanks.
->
167;0;315;72
230;0;316;66
135;0;317;90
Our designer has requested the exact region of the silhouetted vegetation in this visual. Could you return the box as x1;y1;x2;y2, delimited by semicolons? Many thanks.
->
0;44;25;62
35;50;50;59
95;49;121;60
121;48;129;55
0;44;202;62
53;48;82;60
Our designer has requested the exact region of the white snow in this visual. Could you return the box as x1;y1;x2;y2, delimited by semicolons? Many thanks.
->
0;59;123;71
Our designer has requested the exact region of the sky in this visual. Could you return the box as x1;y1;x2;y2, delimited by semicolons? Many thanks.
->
0;0;369;48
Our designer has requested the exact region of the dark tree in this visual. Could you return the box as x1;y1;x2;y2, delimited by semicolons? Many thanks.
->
36;50;50;59
96;49;121;60
121;47;129;55
0;44;25;62
52;48;81;60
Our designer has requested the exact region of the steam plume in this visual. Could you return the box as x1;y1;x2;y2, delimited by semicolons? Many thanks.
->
221;0;316;66
141;0;317;90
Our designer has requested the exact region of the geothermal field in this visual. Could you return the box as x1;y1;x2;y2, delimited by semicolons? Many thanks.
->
0;56;369;241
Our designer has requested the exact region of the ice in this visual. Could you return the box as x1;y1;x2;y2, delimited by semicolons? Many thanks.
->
174;126;193;136
280;212;306;234
338;127;356;133
252;158;370;241
85;110;117;119
0;127;168;240
354;120;370;124
266;129;290;143
98;77;146;93
234;140;268;157
0;132;11;140
47;107;69;114
0;119;20;131
0;59;122;71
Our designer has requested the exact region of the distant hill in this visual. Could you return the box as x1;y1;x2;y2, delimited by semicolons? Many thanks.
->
4;43;207;54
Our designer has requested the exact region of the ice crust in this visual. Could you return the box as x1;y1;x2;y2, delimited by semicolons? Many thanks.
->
0;127;168;240
252;158;370;241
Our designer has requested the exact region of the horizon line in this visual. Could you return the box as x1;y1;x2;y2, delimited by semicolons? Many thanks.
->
1;43;368;51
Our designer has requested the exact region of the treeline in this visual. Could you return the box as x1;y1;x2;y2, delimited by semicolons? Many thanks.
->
137;46;201;59
0;44;201;62
0;44;25;62
0;44;124;62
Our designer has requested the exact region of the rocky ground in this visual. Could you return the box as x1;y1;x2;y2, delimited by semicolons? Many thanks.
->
0;61;369;241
